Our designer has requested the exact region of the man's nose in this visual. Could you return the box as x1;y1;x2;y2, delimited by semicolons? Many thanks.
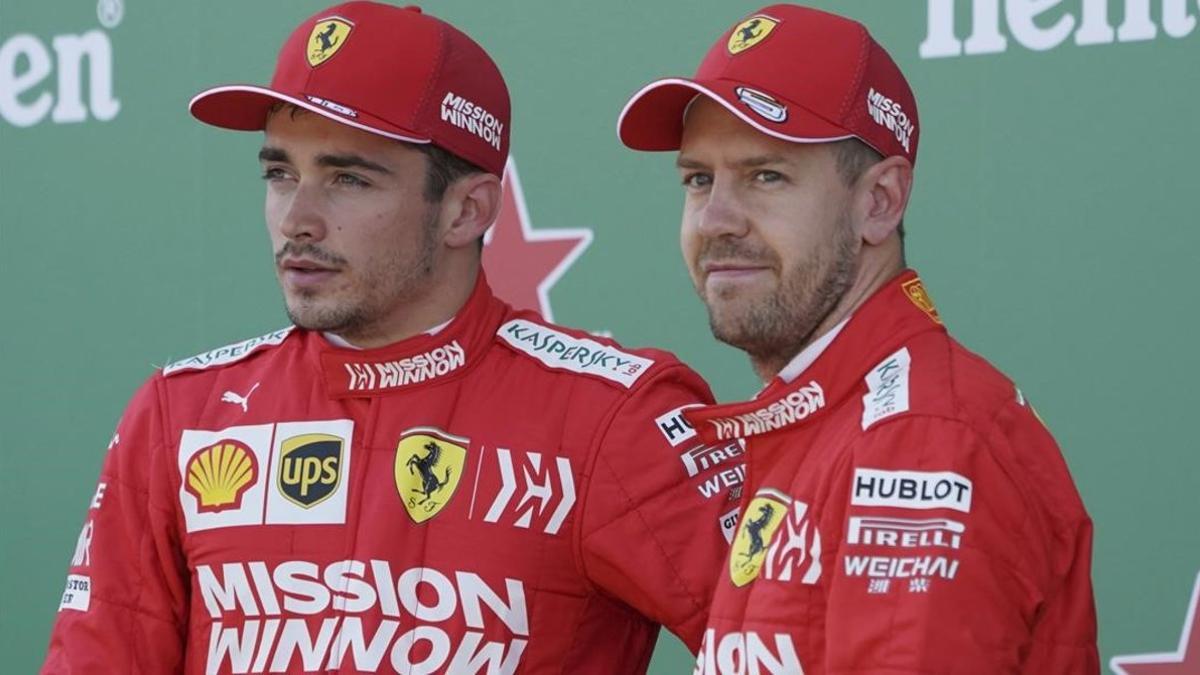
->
277;181;328;242
696;178;750;238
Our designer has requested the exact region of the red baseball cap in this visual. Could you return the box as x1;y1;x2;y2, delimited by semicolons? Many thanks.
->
189;1;510;176
618;4;918;165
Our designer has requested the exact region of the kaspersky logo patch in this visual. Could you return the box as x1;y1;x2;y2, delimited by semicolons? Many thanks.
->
184;440;258;513
728;15;779;54
277;433;343;508
395;428;468;524
730;489;789;587
307;16;353;67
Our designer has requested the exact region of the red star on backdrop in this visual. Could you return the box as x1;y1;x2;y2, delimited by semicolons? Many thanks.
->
1111;572;1200;674
482;158;592;323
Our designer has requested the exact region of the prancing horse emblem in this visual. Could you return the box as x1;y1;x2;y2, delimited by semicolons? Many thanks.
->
408;441;453;504
306;17;353;67
394;428;467;524
730;490;789;586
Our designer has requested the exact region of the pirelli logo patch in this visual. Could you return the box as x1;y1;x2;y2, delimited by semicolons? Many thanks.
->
496;319;653;387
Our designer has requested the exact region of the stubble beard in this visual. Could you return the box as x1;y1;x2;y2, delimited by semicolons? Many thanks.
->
280;210;439;338
702;212;858;373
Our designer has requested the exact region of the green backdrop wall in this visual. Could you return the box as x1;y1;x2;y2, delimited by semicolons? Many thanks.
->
2;0;1198;672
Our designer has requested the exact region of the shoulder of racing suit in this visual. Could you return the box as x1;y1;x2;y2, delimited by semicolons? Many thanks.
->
855;328;1024;436
493;309;689;393
160;326;295;378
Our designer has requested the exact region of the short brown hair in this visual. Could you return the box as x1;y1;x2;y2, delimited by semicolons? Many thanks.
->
411;142;485;203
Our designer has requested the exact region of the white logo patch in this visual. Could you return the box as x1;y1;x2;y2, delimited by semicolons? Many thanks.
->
198;560;529;674
58;574;92;612
866;87;915;152
163;327;292;376
862;348;911;430
763;500;822;584
343;341;466;392
656;405;700;447
265;420;354;525
221;382;260;413
305;94;357;117
707;382;825;440
735;86;788;122
852;468;973;513
440;91;503;151
71;520;94;567
847;516;964;549
694;629;803;675
497;319;653;388
843;554;959;580
719;507;740;544
178;420;353;532
679;441;743;478
478;448;576;535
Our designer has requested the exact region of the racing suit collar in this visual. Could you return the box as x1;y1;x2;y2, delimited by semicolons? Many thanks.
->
685;269;945;443
316;271;507;398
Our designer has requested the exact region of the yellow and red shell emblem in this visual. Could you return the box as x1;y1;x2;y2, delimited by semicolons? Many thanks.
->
185;440;258;512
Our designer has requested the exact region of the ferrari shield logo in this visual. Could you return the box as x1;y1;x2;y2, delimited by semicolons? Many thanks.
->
394;428;467;524
730;490;788;587
728;15;779;55
307;17;353;67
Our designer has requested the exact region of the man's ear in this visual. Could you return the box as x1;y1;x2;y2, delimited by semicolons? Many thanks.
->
440;173;502;249
856;156;913;246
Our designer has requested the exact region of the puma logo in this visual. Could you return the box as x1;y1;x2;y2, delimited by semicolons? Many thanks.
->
221;383;260;413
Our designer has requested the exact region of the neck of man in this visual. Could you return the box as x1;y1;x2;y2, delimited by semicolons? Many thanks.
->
332;258;480;350
750;240;905;383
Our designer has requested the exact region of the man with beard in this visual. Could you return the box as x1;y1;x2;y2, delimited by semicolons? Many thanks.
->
41;3;736;673
618;4;1098;673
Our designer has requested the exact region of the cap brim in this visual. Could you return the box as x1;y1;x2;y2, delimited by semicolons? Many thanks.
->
188;85;431;144
618;77;854;151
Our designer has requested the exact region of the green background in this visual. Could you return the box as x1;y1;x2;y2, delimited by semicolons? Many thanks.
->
2;0;1196;672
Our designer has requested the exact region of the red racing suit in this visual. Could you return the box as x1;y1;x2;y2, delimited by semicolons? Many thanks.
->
686;270;1098;674
42;274;739;674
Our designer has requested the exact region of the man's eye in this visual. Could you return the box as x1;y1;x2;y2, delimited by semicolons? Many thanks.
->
682;173;712;189
754;170;783;183
260;167;289;181
335;173;370;188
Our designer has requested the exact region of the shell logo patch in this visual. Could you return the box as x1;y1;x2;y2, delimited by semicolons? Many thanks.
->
902;278;942;324
728;15;779;55
307;17;353;67
730;491;789;587
395;428;468;524
185;440;258;513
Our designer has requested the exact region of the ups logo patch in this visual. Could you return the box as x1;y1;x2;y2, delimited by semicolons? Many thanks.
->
277;433;344;508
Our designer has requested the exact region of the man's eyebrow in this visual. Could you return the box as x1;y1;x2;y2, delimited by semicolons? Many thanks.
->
733;153;789;168
257;147;394;175
316;153;393;175
675;154;790;169
258;146;288;163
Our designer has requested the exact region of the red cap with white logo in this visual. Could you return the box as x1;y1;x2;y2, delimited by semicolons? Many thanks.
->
617;4;919;165
189;1;510;176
